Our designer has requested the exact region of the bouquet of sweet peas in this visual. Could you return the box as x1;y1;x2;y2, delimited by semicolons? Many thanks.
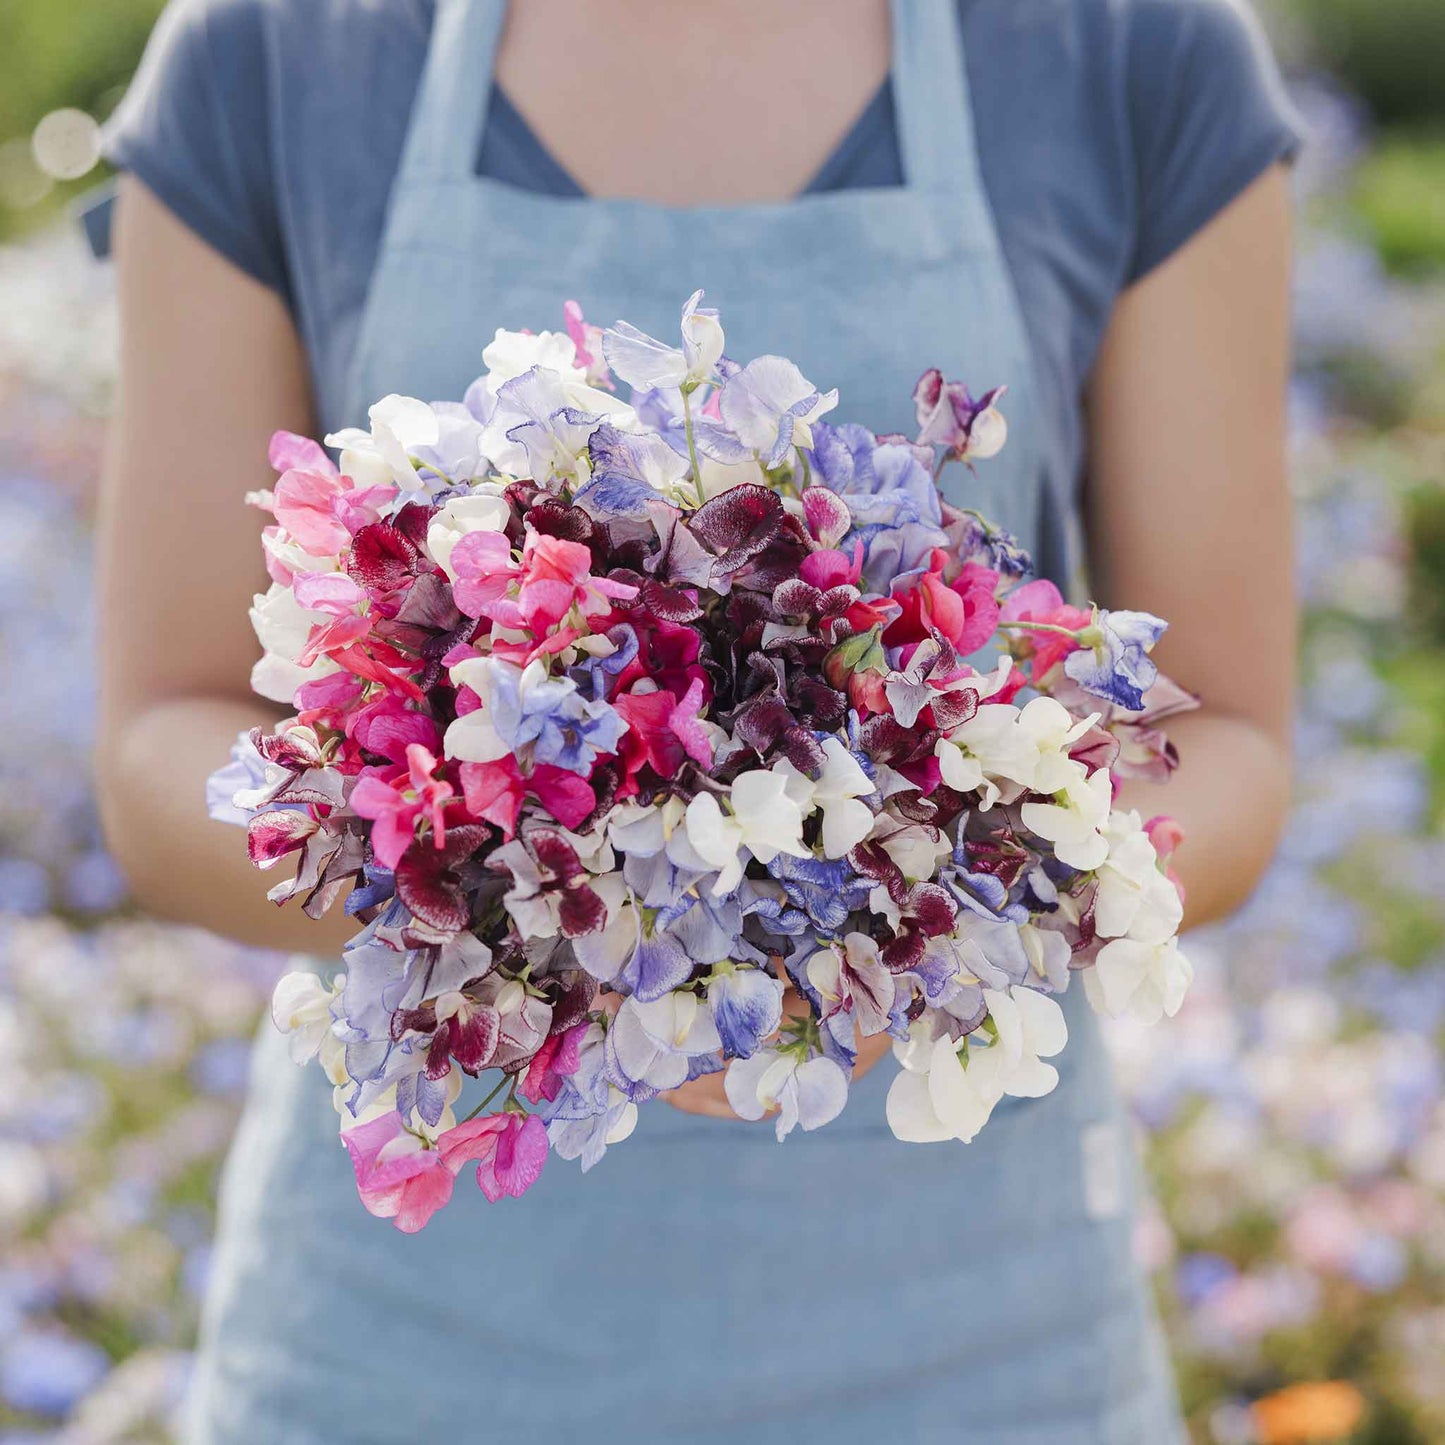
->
209;291;1195;1231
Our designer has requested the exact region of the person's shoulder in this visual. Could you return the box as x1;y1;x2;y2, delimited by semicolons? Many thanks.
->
965;0;1274;65
147;0;429;74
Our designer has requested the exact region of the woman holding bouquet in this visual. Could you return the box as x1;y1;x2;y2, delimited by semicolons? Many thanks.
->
94;0;1300;1439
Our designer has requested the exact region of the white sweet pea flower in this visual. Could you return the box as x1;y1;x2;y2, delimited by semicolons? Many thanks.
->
684;768;810;894
426;488;512;579
1019;761;1113;872
724;1047;849;1141
776;737;876;858
936;695;1098;808
248;582;339;703
263;526;341;579
1085;937;1193;1025
1092;810;1184;945
479;327;589;396
271;969;346;1083
441;656;519;764
326;393;440;494
632;989;722;1054
885;987;1067;1145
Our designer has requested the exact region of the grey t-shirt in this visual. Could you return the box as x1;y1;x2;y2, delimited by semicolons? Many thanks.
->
97;0;1301;506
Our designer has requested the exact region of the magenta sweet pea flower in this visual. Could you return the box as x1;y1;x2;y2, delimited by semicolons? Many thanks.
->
341;1111;458;1233
520;1021;588;1104
350;743;454;871
439;1111;549;1202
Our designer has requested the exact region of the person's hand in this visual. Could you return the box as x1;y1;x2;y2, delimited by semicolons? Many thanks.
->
660;986;893;1120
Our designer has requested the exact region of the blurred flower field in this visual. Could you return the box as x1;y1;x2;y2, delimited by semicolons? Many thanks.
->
1;78;1443;1445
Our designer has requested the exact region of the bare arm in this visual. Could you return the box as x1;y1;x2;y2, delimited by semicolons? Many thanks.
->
96;178;357;957
1086;165;1297;927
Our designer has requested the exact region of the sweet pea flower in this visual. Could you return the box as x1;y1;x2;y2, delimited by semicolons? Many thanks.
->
326;394;445;496
934;695;1097;808
438;1111;549;1203
267;460;397;562
684;768;811;894
1064;606;1168;712
478;326;590;397
999;578;1092;678
805;933;896;1038
1019;760;1113;871
602;288;725;393
912;370;1008;464
885;986;1067;1144
426;488;512;580
885;554;1000;657
248;581;341;704
349;744;454;871
723;1046;849;1140
271;969;346;1077
1085;936;1193;1025
777;736;876;858
1092;809;1185;945
706;963;785;1058
445;657;628;776
341;1110;458;1232
719;355;839;468
563;299;614;390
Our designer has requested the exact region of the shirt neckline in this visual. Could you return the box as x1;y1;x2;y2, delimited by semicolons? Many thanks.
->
482;79;899;202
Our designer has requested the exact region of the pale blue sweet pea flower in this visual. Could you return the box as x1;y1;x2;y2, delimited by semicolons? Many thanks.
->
1064;607;1169;711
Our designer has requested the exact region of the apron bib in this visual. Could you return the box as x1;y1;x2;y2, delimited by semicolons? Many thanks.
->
187;4;1182;1440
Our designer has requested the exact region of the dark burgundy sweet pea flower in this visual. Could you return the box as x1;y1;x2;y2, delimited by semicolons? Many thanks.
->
394;823;490;937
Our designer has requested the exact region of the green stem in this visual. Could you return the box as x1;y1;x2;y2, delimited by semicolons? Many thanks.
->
996;619;1085;641
680;386;704;494
460;1071;512;1122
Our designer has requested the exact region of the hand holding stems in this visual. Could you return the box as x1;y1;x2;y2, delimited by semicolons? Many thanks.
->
659;983;892;1121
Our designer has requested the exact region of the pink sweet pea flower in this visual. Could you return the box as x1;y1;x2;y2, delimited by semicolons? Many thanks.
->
268;439;398;558
612;677;713;791
884;553;1000;656
458;756;596;837
799;542;863;592
520;1021;588;1104
350;743;454;871
438;1111;548;1203
999;578;1092;679
563;299;613;390
341;1111;458;1233
348;694;444;765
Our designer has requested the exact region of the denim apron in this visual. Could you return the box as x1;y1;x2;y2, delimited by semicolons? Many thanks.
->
186;2;1184;1440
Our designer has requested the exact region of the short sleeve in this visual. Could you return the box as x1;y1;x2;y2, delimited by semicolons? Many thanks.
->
99;0;289;302
1126;0;1303;283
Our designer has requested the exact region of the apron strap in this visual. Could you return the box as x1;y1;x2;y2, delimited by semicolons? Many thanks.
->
397;0;509;184
891;0;988;213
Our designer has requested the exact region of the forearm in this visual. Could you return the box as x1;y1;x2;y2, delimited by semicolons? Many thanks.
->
1114;708;1290;930
96;695;360;959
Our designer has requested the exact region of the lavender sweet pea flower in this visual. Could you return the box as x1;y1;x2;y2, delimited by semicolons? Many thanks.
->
602;289;725;392
723;1047;849;1140
479;366;604;484
719;356;838;467
706;963;785;1058
410;400;490;485
205;730;271;825
577;424;692;517
807;424;949;590
487;667;628;775
1064;607;1168;711
765;853;872;934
